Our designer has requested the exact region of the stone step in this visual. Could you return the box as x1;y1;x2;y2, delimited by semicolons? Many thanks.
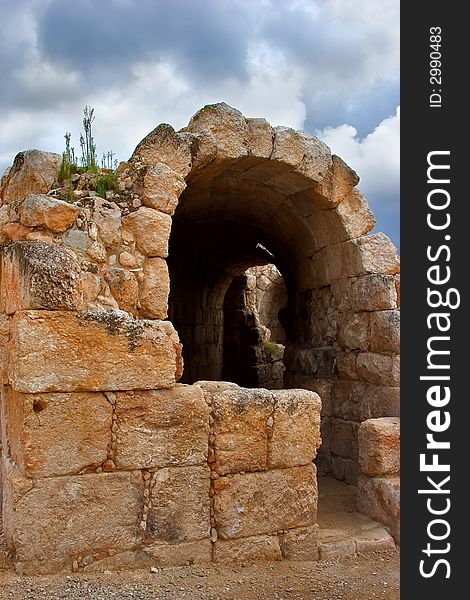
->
317;475;396;560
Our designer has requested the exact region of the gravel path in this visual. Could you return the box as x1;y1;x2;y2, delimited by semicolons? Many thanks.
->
0;550;399;600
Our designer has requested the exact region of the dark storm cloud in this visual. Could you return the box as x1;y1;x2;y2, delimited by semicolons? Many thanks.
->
36;0;253;83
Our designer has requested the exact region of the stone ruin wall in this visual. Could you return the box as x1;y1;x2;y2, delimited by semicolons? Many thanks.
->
0;103;400;573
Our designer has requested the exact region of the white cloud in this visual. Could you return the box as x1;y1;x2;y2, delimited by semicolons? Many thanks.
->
318;106;399;215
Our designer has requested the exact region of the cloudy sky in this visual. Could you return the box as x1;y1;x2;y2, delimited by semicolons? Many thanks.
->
0;0;399;245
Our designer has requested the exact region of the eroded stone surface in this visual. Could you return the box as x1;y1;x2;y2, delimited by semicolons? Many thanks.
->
358;417;400;476
357;475;400;543
18;194;79;232
214;536;282;563
139;257;170;319
1;151;61;204
213;465;317;539
114;385;209;470
4;388;112;478
1;242;82;314
146;465;210;543
269;389;322;468
8;310;181;392
122;207;172;258
3;462;142;563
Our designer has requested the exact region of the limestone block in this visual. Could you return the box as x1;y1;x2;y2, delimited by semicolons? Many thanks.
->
8;310;181;393
92;198;121;248
213;465;317;539
370;310;400;353
0;314;10;384
335;352;359;380
358;417;400;476
330;419;359;460
357;475;400;542
83;539;211;571
142;162;186;215
349;274;397;312
1;242;83;314
278;524;319;561
186;103;249;159
312;233;400;286
104;268;139;313
333;381;399;421
271;127;331;184
18;194;79;232
131;123;192;178
115;385;209;470
146;465;210;543
1;151;61;204
122;207;172;258
139;257;170;319
357;352;394;385
209;387;275;475
4;388;112;478
293;346;335;378
338;312;370;351
3;462;142;563
329;455;359;485
246;118;274;158
213;535;282;563
269;389;321;468
358;233;400;275
317;154;360;208
336;189;376;238
1;222;31;243
359;385;400;420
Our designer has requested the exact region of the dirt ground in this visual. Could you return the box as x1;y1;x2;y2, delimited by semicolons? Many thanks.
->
0;549;399;600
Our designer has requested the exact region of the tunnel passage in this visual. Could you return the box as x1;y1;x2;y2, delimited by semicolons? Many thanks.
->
168;156;315;387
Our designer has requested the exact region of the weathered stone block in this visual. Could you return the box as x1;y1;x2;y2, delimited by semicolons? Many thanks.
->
143;162;186;215
330;419;359;460
115;385;209;470
18;194;79;232
4;388;112;478
122;207;172;257
357;352;394;385
349;274;397;312
131;124;192;178
92;198;121;248
1;151;61;204
207;385;274;475
246;118;274;158
8;310;181;393
0;315;10;384
370;310;400;353
279;524;319;561
269;389;321;468
104;268;139;313
338;312;370;351
214;535;282;563
146;539;212;566
2;462;142;563
293;345;335;378
1;242;82;314
329;455;359;485
359;385;400;420
139;257;170;319
335;352;359;380
146;465;210;543
312;233;400;286
213;465;317;539
358;417;400;476
83;539;212;571
186;103;249;159
357;475;400;542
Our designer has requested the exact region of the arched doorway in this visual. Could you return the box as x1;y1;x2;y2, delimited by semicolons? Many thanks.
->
133;102;400;486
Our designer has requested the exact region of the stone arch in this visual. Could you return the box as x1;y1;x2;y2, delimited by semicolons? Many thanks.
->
130;103;400;483
0;103;400;572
